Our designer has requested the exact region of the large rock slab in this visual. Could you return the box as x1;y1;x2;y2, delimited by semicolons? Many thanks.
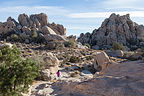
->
106;50;124;57
94;52;111;70
52;61;144;96
44;34;66;42
41;26;56;35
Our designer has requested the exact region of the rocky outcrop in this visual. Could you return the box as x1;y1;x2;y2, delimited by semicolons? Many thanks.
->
53;61;144;96
0;13;66;43
106;50;124;57
18;13;66;35
78;13;144;50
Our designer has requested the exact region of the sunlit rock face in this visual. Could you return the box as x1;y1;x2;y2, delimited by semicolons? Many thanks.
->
78;13;144;50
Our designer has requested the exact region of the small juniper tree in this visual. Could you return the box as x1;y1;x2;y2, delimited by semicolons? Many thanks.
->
0;45;39;96
111;42;125;51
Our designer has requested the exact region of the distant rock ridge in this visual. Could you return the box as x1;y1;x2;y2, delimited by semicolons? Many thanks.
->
78;13;144;50
0;13;66;43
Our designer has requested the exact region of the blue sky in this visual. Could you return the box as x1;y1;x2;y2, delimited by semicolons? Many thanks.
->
0;0;144;36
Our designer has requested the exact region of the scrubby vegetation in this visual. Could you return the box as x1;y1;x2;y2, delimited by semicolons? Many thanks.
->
111;42;125;51
0;45;39;96
46;40;64;50
64;40;76;48
69;56;81;63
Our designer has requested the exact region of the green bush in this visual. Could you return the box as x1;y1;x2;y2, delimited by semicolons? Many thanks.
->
32;30;38;38
11;34;19;41
69;56;80;63
0;45;39;96
46;41;64;50
31;55;52;69
64;40;76;48
111;42;125;51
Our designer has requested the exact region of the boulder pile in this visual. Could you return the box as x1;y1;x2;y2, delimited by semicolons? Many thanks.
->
0;13;66;43
78;13;144;50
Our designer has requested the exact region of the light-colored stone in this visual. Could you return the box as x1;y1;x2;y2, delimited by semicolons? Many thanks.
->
44;34;66;42
41;26;56;35
106;50;124;57
94;52;110;70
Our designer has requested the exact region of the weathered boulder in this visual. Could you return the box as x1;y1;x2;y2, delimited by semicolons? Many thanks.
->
41;26;56;35
44;34;66;42
40;52;59;81
77;32;91;45
43;52;59;66
94;52;111;71
30;13;49;28
18;13;31;26
40;65;58;81
22;26;31;35
106;50;124;57
67;35;77;41
128;52;142;60
48;22;66;35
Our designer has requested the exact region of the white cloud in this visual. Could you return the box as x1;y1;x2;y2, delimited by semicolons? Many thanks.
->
68;11;144;18
102;0;144;8
0;6;68;16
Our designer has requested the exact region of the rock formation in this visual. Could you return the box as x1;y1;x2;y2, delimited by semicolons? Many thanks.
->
0;13;66;43
78;13;144;50
94;52;111;71
52;61;144;96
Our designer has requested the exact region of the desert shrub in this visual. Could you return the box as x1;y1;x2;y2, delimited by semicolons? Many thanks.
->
85;55;94;60
55;42;65;50
11;34;19;41
111;42;125;51
0;45;39;96
64;40;76;48
123;51;134;58
84;43;90;48
31;55;52;69
32;30;38;38
46;41;64;50
69;56;81;63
